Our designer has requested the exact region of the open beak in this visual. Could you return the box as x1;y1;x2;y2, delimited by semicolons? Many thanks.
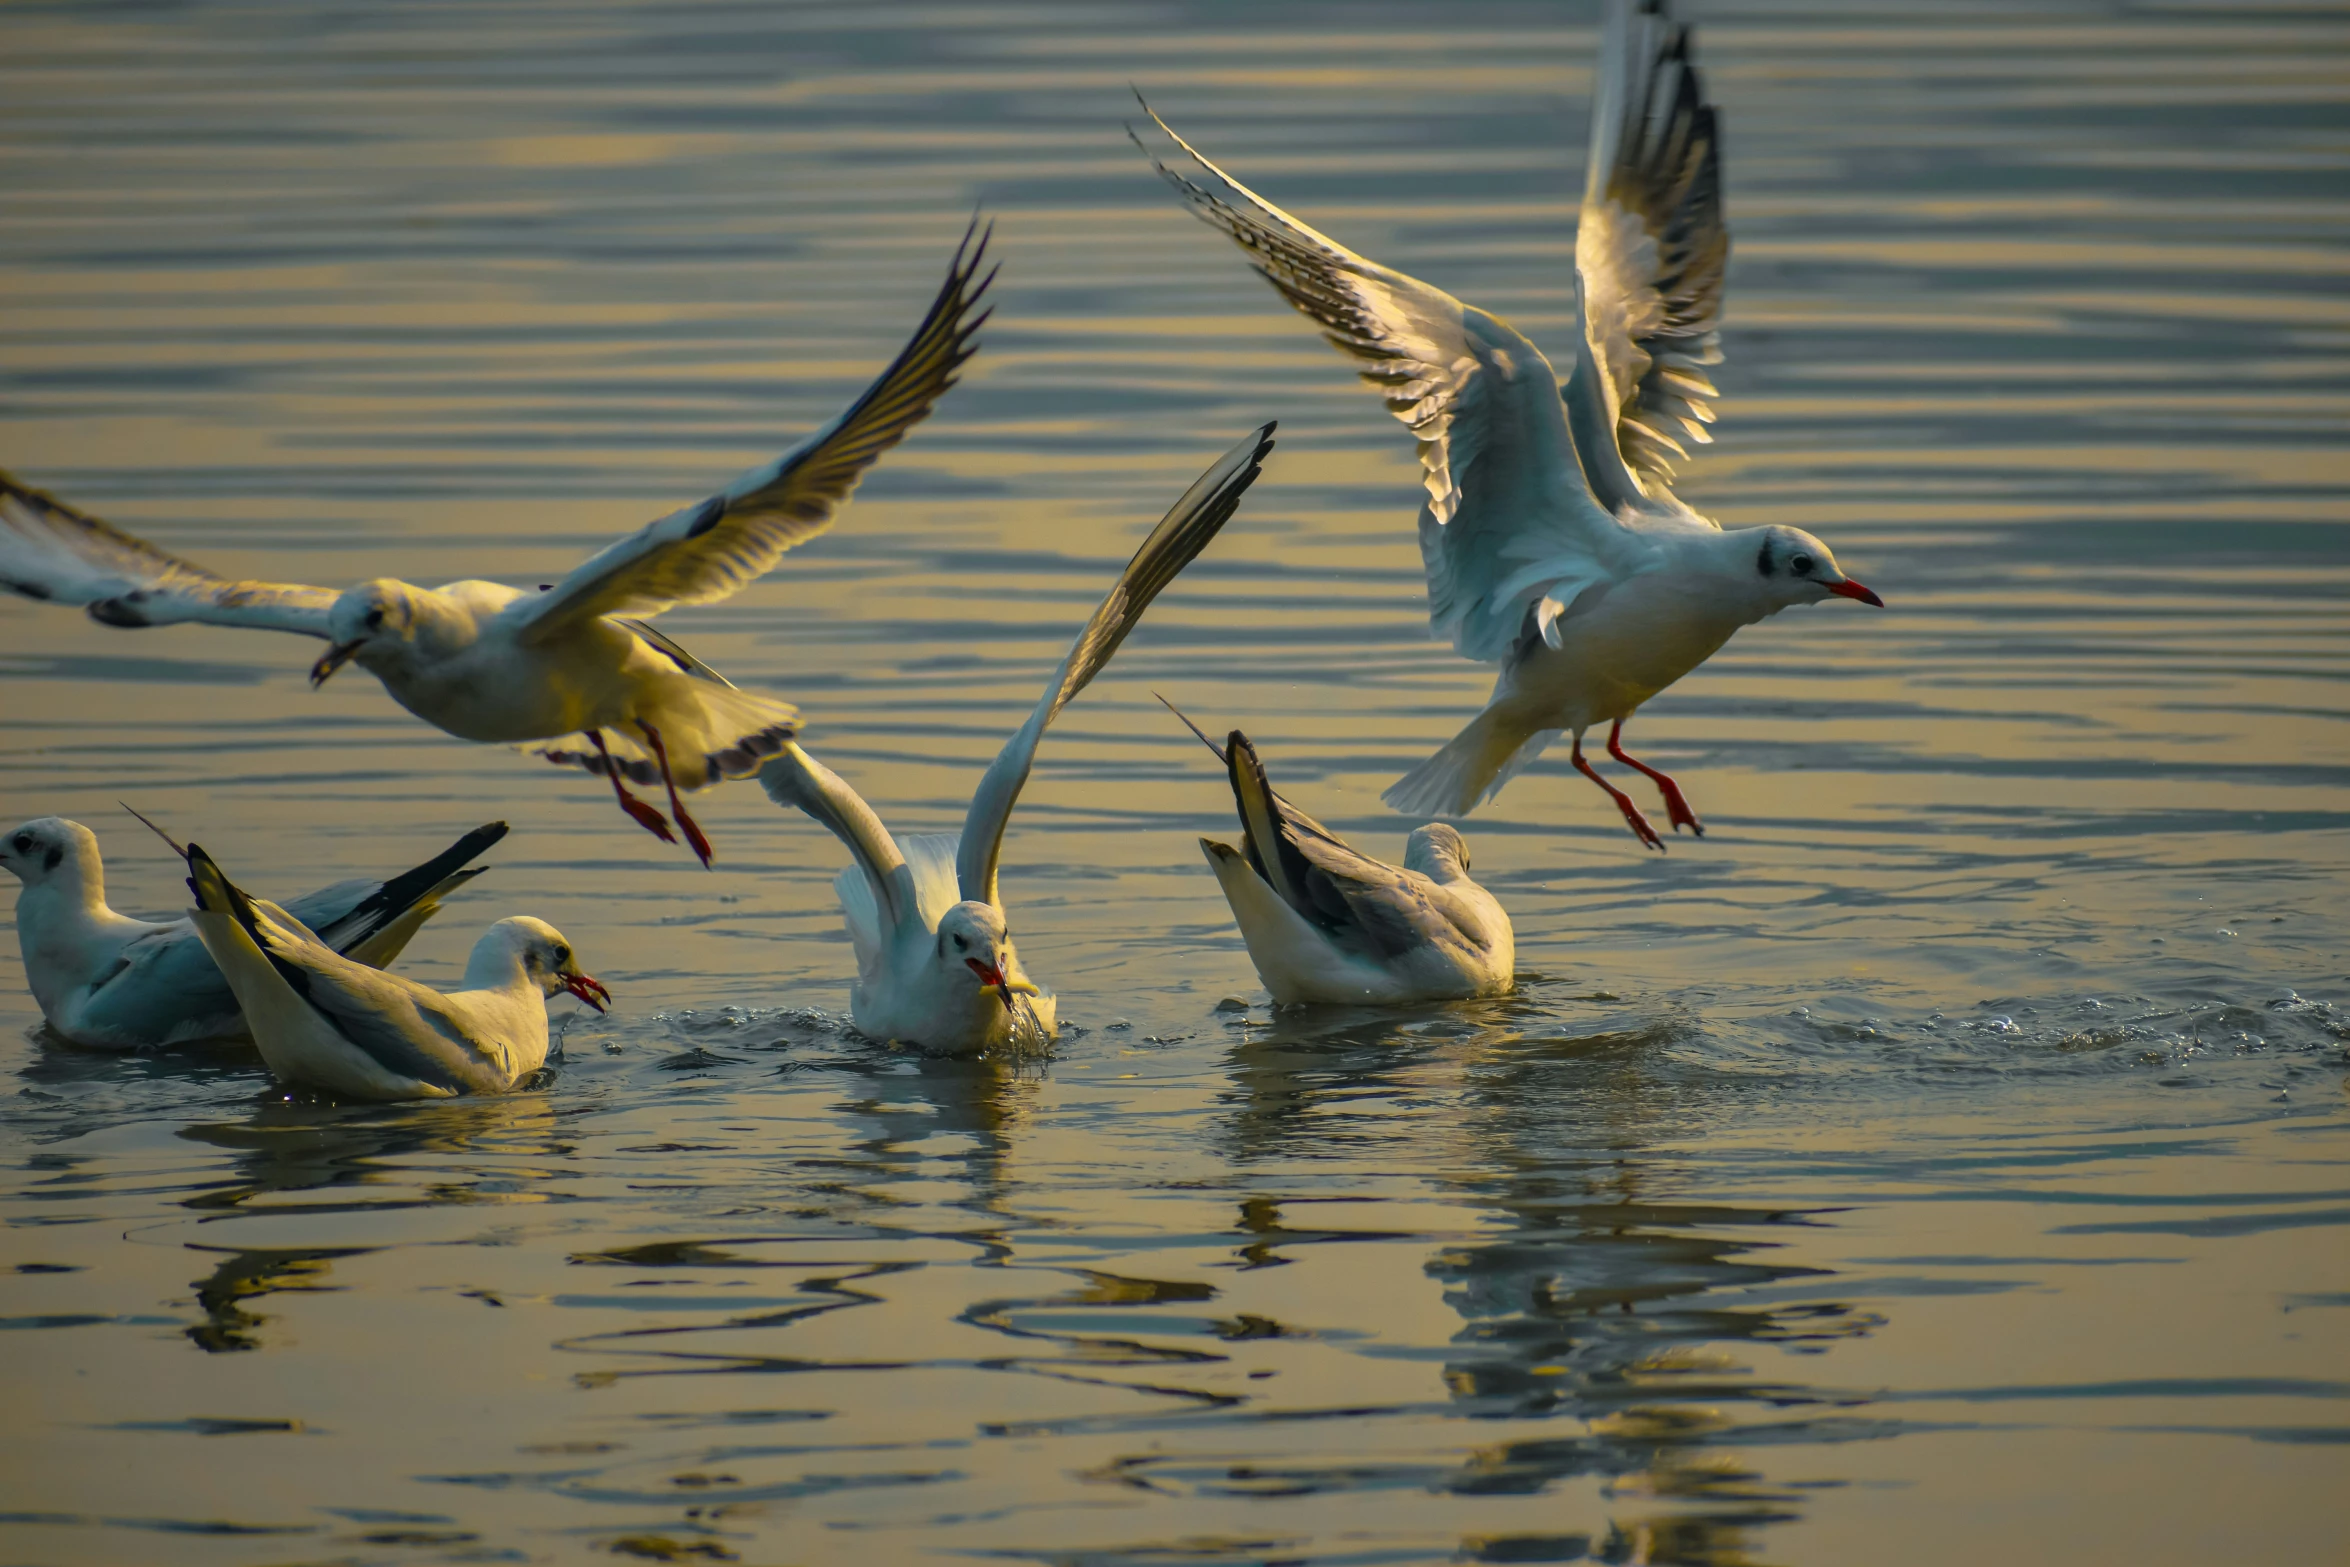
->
561;971;611;1013
310;640;362;687
1828;579;1885;607
967;956;1008;998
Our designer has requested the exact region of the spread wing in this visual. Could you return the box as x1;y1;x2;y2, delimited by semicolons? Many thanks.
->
759;741;921;961
1134;106;1631;663
956;424;1274;909
1573;0;1728;507
0;471;338;637
508;223;994;643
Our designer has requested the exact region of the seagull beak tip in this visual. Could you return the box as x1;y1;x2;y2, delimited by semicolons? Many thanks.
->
1830;579;1885;608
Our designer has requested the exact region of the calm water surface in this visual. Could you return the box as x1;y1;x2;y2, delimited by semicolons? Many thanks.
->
3;3;2347;1563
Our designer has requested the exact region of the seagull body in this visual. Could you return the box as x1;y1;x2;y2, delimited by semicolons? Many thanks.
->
1169;710;1512;1005
0;227;994;864
183;843;607;1101
761;425;1277;1055
1137;0;1882;848
3;816;505;1051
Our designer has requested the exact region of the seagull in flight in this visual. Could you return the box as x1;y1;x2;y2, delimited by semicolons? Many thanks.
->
1162;702;1512;1006
0;225;995;866
1134;0;1882;850
760;424;1276;1055
4;813;505;1051
184;841;608;1101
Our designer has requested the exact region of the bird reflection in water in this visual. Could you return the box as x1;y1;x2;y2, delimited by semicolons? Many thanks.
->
1214;1000;1883;1564
172;1094;572;1351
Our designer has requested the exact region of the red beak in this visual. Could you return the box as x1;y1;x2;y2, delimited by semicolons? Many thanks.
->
1828;579;1884;607
562;972;611;1013
966;957;1008;994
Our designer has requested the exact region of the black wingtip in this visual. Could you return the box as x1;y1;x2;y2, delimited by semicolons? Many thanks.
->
118;801;188;860
1153;691;1230;764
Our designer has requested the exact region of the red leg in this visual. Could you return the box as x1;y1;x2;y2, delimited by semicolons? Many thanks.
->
1572;732;1665;853
638;721;714;869
587;730;677;845
1608;718;1704;837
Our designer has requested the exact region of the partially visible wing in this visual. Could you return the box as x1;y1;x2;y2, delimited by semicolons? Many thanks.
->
0;470;339;637
185;845;484;1093
509;223;995;642
1220;728;1447;963
289;821;509;969
956;423;1274;908
759;742;916;957
1573;0;1729;504
1135;106;1630;662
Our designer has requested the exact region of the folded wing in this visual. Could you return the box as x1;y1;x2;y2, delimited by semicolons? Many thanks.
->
955;424;1274;909
1573;0;1728;506
0;471;338;636
510;224;994;642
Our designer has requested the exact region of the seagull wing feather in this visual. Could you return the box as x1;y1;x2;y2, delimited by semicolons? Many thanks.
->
0;472;338;637
511;225;993;642
1573;0;1729;506
955;423;1274;908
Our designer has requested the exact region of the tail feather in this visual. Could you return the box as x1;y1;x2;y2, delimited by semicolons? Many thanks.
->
1382;710;1556;819
531;684;800;791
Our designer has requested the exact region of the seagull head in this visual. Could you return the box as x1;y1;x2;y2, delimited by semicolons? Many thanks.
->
314;580;424;686
1752;527;1883;610
0;816;94;889
479;916;610;1013
937;902;1039;1005
1403;822;1475;881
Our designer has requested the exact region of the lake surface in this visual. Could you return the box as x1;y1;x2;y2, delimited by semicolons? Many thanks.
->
3;1;2347;1562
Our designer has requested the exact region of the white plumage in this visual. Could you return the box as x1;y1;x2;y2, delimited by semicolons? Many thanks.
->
182;843;608;1101
761;425;1276;1055
1134;0;1883;849
3;815;504;1051
1166;706;1512;1006
0;227;994;865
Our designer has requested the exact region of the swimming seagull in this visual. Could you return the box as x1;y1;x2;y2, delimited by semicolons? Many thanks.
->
1161;701;1512;1005
760;423;1276;1055
1133;0;1883;849
3;814;506;1051
183;841;608;1101
0;226;995;867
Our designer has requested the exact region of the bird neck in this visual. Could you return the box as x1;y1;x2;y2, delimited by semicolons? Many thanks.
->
15;868;132;1007
460;930;536;997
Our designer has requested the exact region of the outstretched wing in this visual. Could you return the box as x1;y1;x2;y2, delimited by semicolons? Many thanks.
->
1573;0;1728;506
758;741;918;963
1135;106;1631;662
509;223;995;643
956;424;1275;909
0;471;338;637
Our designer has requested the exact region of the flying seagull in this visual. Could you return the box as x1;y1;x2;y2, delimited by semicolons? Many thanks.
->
760;424;1276;1054
1163;701;1513;1005
4;813;505;1051
0;224;995;866
184;841;607;1101
1134;1;1882;849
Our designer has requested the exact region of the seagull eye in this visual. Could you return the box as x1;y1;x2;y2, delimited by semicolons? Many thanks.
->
952;934;968;952
554;945;571;967
365;608;385;629
1791;553;1814;575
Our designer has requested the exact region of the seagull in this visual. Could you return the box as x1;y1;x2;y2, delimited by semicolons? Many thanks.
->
760;424;1276;1055
4;813;506;1051
1134;0;1883;850
0;226;995;867
183;841;608;1101
1161;701;1512;1005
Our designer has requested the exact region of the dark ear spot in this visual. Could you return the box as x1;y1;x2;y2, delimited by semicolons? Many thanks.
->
1756;537;1774;577
44;846;63;872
